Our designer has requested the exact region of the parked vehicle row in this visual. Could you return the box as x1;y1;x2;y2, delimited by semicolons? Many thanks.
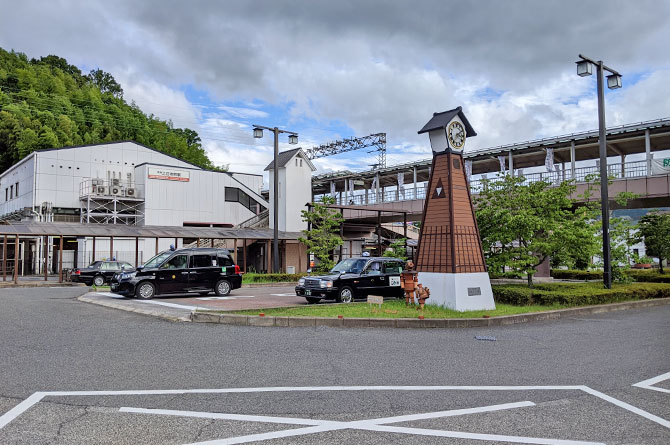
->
110;248;242;299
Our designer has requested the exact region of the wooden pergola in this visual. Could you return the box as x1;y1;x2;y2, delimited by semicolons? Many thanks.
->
0;222;303;284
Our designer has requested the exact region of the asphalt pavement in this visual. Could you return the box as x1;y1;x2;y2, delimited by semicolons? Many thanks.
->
0;286;668;444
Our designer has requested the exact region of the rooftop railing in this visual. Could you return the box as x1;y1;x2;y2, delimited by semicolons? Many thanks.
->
318;160;657;206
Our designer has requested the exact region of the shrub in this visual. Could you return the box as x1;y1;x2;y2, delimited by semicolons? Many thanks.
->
626;269;670;283
551;269;670;283
492;282;670;306
550;269;603;280
242;273;307;283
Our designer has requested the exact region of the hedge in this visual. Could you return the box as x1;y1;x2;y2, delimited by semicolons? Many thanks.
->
242;273;307;283
551;269;670;283
492;282;670;306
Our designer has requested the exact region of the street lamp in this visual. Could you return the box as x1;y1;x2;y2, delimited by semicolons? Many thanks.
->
575;54;622;289
252;124;299;273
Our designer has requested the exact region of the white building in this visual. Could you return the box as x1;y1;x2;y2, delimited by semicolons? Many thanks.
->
265;148;316;232
0;141;271;273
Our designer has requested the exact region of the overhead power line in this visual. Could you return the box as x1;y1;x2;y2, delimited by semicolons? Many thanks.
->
305;133;386;169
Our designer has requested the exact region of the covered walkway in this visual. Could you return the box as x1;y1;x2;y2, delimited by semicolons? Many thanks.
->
0;222;305;284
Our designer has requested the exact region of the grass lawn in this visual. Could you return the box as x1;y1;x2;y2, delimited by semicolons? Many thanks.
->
230;300;570;319
225;281;670;319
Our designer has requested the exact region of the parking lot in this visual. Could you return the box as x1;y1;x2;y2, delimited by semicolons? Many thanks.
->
0;287;668;444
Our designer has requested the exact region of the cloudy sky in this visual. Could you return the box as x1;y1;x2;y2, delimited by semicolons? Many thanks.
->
2;0;669;179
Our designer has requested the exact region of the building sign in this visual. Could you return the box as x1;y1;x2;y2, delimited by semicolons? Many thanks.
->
147;167;190;182
651;158;670;176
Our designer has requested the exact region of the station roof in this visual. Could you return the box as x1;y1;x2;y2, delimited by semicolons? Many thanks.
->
312;117;670;193
0;222;303;240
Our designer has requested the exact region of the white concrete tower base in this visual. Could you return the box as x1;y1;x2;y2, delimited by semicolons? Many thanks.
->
416;272;496;311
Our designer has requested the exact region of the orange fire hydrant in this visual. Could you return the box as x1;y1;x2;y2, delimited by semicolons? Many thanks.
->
416;284;430;310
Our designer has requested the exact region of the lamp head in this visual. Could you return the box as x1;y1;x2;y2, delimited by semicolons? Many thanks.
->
607;73;622;89
576;60;593;77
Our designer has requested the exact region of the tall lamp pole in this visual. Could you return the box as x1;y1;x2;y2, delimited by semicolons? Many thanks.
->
253;125;298;273
576;54;622;289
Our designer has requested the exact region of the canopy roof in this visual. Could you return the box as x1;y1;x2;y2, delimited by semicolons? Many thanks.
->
0;222;302;240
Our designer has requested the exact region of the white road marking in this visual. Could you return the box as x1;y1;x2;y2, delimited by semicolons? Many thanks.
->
184;401;600;445
119;407;326;425
581;386;670;429
271;293;297;297
632;372;670;394
95;292;126;299
0;392;46;431
362;425;600;445
1;384;668;442
196;296;255;300
196;425;340;445
138;300;200;310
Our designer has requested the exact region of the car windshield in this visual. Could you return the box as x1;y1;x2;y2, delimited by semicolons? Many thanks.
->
330;258;368;274
142;252;172;268
88;261;102;268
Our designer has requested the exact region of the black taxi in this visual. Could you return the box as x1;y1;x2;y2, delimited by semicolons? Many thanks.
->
295;256;405;304
110;248;242;299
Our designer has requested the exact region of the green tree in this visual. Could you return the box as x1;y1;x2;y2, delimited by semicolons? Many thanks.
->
636;211;670;273
86;68;123;98
474;175;597;287
298;196;344;273
383;238;407;260
0;47;217;172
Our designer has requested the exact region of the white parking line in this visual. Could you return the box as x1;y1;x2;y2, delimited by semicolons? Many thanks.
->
126;402;566;445
271;293;297;297
137;300;200;311
95;292;126;299
196;296;255;301
633;372;670;394
1;385;668;439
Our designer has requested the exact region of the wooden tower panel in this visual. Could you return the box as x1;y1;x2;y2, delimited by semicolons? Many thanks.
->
415;152;487;274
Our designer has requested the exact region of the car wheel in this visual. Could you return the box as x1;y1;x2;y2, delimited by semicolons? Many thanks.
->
337;286;355;304
215;279;231;296
306;297;321;304
93;275;105;287
136;282;156;300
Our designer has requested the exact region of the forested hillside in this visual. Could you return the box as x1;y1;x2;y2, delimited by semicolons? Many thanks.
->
0;48;218;173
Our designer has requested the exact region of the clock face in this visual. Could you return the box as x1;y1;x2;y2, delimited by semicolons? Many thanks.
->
447;121;466;150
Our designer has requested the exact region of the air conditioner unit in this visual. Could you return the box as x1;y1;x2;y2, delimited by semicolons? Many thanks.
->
125;187;136;197
96;186;107;195
110;186;123;196
112;178;121;186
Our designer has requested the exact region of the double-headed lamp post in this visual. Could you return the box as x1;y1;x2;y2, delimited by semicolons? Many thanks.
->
576;54;622;289
253;125;298;273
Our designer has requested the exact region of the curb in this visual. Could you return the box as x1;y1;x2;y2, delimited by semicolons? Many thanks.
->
241;282;296;288
0;282;87;289
77;295;191;322
190;297;670;328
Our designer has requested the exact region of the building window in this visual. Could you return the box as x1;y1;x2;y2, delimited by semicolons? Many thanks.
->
225;187;266;214
10;185;13;199
4;188;7;201
295;159;299;166
225;187;239;202
15;182;18;197
300;159;303;167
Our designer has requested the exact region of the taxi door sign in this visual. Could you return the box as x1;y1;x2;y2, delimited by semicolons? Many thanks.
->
389;276;401;287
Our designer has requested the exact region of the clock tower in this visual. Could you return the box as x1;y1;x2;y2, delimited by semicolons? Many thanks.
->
415;107;495;311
